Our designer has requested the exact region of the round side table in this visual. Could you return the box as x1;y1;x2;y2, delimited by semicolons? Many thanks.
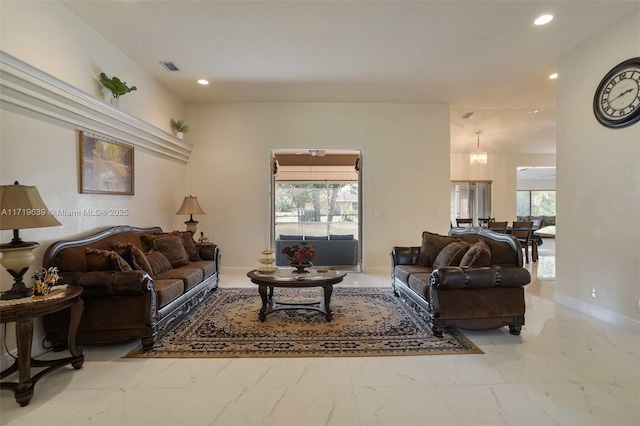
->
0;285;84;406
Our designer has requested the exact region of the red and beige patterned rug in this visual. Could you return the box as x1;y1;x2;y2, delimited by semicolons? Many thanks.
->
125;287;482;358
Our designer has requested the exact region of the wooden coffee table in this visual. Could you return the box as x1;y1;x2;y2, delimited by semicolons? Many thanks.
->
246;269;346;321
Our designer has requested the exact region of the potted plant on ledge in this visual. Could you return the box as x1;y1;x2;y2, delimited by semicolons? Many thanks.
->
99;72;137;106
170;119;190;139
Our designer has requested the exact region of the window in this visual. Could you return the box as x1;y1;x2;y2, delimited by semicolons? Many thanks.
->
274;182;358;237
517;190;556;216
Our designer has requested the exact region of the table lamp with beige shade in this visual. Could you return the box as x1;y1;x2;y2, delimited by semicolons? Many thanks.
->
176;195;205;235
0;182;61;300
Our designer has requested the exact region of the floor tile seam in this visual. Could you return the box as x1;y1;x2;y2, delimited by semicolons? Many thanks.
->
258;386;363;426
593;382;640;414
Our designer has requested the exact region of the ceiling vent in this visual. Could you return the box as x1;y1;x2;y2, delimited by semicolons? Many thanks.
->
462;111;475;119
160;61;180;72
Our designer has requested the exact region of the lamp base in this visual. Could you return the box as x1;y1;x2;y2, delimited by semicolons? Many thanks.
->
1;284;33;300
184;219;199;235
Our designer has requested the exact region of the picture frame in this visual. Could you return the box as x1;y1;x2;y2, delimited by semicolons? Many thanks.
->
79;131;134;195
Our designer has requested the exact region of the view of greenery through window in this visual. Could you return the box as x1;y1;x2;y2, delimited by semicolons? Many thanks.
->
275;182;358;237
517;190;556;216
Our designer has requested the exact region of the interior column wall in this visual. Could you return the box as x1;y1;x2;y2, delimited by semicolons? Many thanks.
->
185;103;451;272
556;12;640;328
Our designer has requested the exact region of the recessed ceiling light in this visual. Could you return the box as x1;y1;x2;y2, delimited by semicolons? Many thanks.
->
197;79;209;85
534;14;554;25
549;73;558;79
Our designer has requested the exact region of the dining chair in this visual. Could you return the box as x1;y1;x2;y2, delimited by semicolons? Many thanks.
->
487;221;508;233
511;221;534;263
456;218;473;227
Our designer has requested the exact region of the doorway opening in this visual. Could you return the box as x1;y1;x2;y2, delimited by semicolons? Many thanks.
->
450;181;492;227
270;149;362;270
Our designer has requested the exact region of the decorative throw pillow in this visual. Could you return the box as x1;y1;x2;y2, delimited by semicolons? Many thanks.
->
111;242;154;276
174;231;201;262
141;234;190;267
417;231;462;267
433;242;469;268
145;250;173;276
459;239;492;267
85;247;133;272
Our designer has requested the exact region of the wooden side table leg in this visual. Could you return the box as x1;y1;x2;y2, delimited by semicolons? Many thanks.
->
15;311;34;407
68;298;84;369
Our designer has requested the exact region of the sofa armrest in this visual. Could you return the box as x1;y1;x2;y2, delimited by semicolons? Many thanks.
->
430;266;531;290
390;246;420;267
74;271;155;299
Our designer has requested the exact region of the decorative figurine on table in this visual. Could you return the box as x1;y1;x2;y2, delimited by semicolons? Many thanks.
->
33;267;62;296
198;231;210;244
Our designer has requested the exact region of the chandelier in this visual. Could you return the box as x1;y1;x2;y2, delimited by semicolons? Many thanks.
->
470;130;487;165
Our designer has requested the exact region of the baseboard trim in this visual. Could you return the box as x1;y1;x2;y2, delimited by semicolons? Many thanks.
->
553;292;640;334
362;266;389;275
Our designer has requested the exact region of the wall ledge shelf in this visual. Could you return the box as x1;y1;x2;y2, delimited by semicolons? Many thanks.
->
0;51;192;164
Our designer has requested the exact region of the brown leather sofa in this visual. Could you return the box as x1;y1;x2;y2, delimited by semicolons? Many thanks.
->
391;227;531;336
42;225;220;350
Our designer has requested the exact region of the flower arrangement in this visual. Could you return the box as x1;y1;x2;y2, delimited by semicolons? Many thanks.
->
281;243;316;264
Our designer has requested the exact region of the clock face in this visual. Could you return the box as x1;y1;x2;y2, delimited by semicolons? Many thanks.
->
594;57;640;128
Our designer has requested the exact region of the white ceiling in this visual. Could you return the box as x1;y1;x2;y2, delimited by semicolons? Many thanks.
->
61;1;639;155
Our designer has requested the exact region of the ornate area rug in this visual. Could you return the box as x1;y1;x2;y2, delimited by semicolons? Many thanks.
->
125;287;482;358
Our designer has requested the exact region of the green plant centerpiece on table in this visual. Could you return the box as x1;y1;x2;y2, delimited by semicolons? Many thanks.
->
99;73;137;98
170;119;190;136
281;243;316;273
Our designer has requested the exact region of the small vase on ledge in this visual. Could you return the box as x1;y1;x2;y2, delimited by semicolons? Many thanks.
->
289;261;312;274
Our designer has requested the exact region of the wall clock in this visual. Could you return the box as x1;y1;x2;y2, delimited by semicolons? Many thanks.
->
593;57;640;129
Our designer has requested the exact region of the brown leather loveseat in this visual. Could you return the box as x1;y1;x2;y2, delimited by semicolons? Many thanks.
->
391;227;531;337
43;225;220;350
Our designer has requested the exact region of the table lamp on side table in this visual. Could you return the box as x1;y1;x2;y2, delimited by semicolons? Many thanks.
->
176;195;205;235
0;182;61;300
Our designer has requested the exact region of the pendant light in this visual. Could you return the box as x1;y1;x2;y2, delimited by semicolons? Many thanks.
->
470;131;487;165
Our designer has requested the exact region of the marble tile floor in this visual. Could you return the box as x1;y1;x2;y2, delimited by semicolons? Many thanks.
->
2;249;639;425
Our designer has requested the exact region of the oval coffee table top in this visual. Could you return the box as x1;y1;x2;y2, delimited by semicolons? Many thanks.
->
247;269;347;287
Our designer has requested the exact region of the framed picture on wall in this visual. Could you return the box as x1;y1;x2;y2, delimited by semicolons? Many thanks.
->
79;131;134;195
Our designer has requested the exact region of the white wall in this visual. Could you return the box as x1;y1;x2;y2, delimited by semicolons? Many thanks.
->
451;153;556;222
185;103;451;271
0;1;184;132
556;12;640;329
1;1;187;361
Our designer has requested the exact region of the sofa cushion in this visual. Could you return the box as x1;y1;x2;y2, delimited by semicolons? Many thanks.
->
279;235;303;240
175;231;201;262
433;242;469;268
153;278;184;308
145;250;173;276
329;234;354;240
394;264;432;284
305;235;328;240
417;231;462;267
142;234;190;268
111;242;154;276
189;260;216;279
154;267;204;292
407;273;433;302
85;248;133;272
459;239;492;267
